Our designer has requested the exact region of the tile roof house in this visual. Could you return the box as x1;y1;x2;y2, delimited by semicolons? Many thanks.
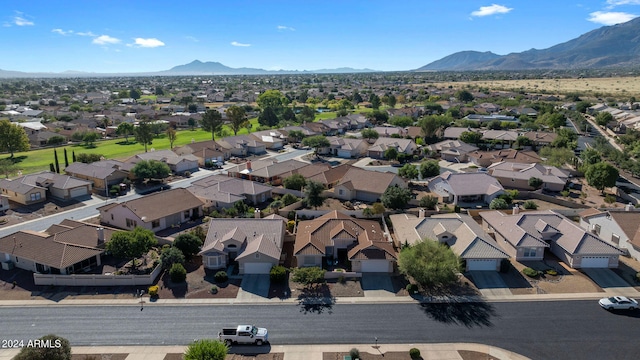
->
481;210;623;268
64;160;132;195
189;174;273;208
0;171;92;205
0;220;118;275
428;171;505;206
427;140;479;162
467;149;542;168
228;159;310;185
333;166;407;203
523;131;558;146
97;188;203;232
199;218;285;274
367;137;417;159
443;127;478;140
126;150;199;175
579;207;640;261
294;211;397;272
173;140;230;165
487;162;570;192
319;136;368;159
216;135;267;156
390;213;508;271
251;130;287;150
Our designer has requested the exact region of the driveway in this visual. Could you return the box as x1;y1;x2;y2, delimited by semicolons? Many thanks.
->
237;274;270;300
468;271;512;297
360;273;396;298
583;268;639;295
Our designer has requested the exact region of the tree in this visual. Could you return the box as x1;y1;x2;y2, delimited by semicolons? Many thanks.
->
302;135;330;156
184;339;228;360
63;148;69;167
596;112;613;127
187;118;197;130
366;109;389;125
135;121;154;152
129;89;141;100
283;173;306;190
381;185;411;209
372;202;386;215
14;334;71;360
389;116;413;128
419;195;438;210
528;177;544;190
54;148;60;173
131;159;171;181
258;106;279;127
257;89;286;112
201;109;224;140
170;262;187;282
226;105;247;135
287;130;305;143
398;240;461;289
538;112;565;129
83;132;99;147
455;89;474;102
419;160;440;179
47;135;66;146
459;131;482;145
540;147;575;167
173;233;203;259
0;159;18;178
297;106;316;122
384;147;398;161
304;180;325;209
180;96;193;110
398;164;419;180
116;122;135;143
369;94;381;109
418;115;449;139
0;120;30;157
166;127;177;149
361;128;379;142
291;266;325;289
385;94;397;108
580;148;602;167
585;162;619;194
76;153;103;163
160;246;185;269
282;193;298;206
105;227;157;270
489;198;510;209
514;136;532;149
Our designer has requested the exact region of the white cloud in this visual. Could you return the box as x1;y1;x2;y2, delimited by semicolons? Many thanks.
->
607;0;640;7
52;28;72;35
131;38;165;48
471;4;513;17
76;31;96;37
185;36;199;42
92;35;121;45
13;16;34;26
277;25;295;31
588;11;638;25
231;41;251;47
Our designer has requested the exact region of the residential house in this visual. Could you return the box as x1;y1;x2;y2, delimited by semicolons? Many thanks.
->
199;218;285;274
443;127;478;140
319;137;368;158
228;159;309;185
463;114;518;124
427;140;478;162
97;188;203;232
251;130;286;150
0;220;117;275
306;164;351;189
367;137;417;159
126;150;199;175
524;132;558;146
216;135;267;157
0;171;92;205
390;213;509;271
173;140;230;165
488;162;569;192
482;210;623;268
579;207;640;261
428;171;504;206
481;130;519;147
372;126;406;138
387;107;422;119
188;174;272;209
294;211;397;272
468;149;542;168
64;160;132;195
333;166;407;203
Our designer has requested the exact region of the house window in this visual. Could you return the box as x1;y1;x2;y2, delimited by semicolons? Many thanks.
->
30;192;42;201
612;234;620;245
594;224;601;235
126;218;137;228
339;189;344;195
523;248;537;257
208;256;220;267
152;220;160;228
184;210;190;218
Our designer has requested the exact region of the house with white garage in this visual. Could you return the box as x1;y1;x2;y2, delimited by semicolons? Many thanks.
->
390;212;508;271
428;171;504;206
294;211;397;272
579;207;640;262
199;218;285;274
487;162;569;192
126;150;199;175
333;166;407;203
0;171;92;204
481;210;623;268
427;140;478;163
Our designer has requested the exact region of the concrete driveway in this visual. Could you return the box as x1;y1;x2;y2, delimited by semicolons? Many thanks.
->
468;271;512;297
361;273;396;297
237;274;270;300
583;268;639;295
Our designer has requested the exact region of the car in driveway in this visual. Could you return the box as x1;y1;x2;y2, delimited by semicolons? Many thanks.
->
599;296;639;310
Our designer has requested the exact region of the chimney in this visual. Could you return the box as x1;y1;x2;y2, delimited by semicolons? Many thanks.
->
625;203;634;211
97;227;105;245
419;208;425;218
512;205;520;215
255;208;261;218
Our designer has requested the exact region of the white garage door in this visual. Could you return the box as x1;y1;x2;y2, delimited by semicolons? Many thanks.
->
69;187;88;198
361;260;391;272
243;262;274;274
581;256;610;268
467;259;498;271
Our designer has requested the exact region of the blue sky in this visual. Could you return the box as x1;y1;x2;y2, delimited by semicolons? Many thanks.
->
2;0;640;73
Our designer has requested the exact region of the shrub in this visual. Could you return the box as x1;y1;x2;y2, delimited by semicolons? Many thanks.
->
184;170;191;178
184;339;228;360
406;283;419;294
410;348;421;359
561;190;570;197
604;194;616;204
270;265;288;284
169;263;187;283
287;210;296;220
214;271;228;283
419;195;438;210
545;269;558;276
282;193;298;206
161;246;185;269
522;267;539;278
211;285;218;294
14;334;71;360
349;348;360;359
287;220;295;233
523;200;538;210
489;198;509;210
338;275;345;284
148;285;159;297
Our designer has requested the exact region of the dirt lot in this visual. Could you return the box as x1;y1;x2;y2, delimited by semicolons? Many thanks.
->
163;353;284;360
324;350;497;360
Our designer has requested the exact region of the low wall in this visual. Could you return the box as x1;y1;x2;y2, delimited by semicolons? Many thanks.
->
296;209;367;219
33;265;163;287
520;191;589;209
324;271;362;279
271;187;305;198
279;200;304;213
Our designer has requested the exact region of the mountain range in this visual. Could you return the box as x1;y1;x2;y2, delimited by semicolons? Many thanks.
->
416;16;640;71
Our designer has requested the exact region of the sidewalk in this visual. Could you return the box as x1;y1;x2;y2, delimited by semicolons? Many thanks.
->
0;343;531;360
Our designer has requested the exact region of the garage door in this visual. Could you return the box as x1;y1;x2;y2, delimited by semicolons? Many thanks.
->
69;187;88;198
467;259;498;271
361;260;391;272
581;256;610;268
243;262;274;274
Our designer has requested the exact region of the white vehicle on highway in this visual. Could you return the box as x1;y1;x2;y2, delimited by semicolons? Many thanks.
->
218;325;268;346
599;296;639;310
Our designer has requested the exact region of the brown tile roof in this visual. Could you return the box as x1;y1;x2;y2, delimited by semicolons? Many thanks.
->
97;188;203;222
336;167;404;195
608;211;640;249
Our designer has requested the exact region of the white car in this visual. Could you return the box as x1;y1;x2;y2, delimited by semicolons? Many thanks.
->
599;296;639;310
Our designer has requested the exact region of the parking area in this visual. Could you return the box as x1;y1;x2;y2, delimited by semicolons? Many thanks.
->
361;273;396;297
237;274;270;300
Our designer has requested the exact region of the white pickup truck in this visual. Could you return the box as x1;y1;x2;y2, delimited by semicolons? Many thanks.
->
218;325;268;346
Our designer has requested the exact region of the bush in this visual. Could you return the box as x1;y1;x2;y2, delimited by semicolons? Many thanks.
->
169;263;187;283
287;220;295;233
406;283;419;294
211;285;218;294
545;269;558;276
419;195;438;210
522;267;539;278
214;271;228;283
287;210;296;220
489;198;509;210
270;265;288;283
604;194;616;204
282;193;298;206
184;339;228;360
14;334;71;360
184;170;191;178
148;285;159;297
161;246;185;269
561;190;570;197
523;200;538;210
410;348;421;359
349;348;360;359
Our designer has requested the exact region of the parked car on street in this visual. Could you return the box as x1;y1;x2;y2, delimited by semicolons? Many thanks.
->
599;296;639;310
218;325;268;346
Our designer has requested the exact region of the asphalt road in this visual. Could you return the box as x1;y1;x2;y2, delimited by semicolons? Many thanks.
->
1;301;639;360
